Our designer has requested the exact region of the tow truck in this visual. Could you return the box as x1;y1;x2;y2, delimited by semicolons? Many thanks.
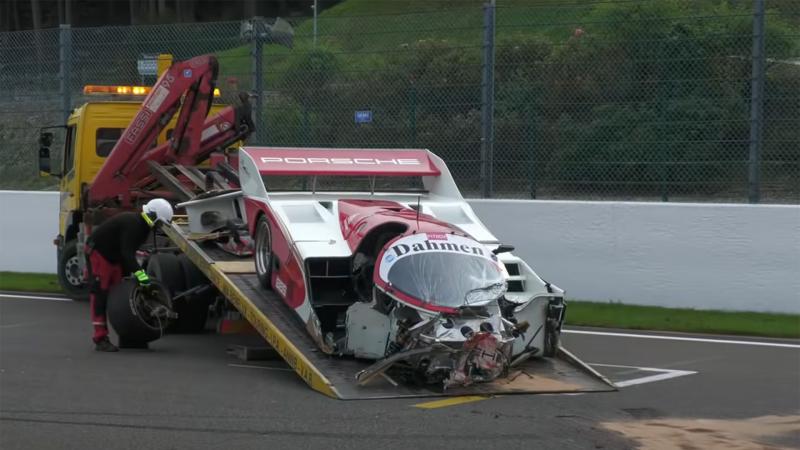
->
38;54;614;399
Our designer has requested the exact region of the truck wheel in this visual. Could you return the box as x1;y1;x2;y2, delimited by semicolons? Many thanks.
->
107;278;170;344
254;215;273;290
146;253;185;295
58;240;89;301
171;254;214;333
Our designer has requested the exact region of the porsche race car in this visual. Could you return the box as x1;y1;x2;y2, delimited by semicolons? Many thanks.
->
237;147;566;388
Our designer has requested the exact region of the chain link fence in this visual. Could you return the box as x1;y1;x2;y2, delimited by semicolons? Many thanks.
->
0;0;797;202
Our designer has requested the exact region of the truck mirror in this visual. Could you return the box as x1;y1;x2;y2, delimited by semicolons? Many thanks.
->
38;131;60;178
39;131;54;147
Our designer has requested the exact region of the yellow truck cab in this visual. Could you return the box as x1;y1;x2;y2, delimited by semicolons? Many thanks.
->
40;98;228;298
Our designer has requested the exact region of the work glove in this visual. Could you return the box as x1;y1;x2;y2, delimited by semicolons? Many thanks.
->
134;269;151;286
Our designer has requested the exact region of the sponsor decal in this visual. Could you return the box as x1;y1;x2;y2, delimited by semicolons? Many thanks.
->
275;277;288;297
260;157;421;166
390;239;485;258
145;85;170;113
124;110;153;144
201;124;220;141
378;233;494;282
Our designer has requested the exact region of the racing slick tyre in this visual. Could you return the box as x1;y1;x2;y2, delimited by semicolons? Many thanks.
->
170;254;214;333
254;215;273;290
543;298;566;357
107;278;171;345
146;253;185;295
57;240;89;301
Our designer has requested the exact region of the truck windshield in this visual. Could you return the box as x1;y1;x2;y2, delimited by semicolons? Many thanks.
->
386;252;505;309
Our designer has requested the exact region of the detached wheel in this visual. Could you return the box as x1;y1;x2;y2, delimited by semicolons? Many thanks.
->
171;254;214;333
107;279;171;345
254;215;273;290
58;240;89;301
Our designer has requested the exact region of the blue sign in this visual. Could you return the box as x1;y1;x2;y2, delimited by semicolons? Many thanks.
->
354;110;373;124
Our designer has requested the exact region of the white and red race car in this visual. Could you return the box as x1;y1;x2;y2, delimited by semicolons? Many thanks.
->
237;147;566;388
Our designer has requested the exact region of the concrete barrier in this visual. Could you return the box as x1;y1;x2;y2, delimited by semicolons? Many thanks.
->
0;191;59;274
2;191;798;313
470;200;800;314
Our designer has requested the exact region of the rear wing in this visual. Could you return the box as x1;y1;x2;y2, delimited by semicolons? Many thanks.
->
239;147;462;200
249;147;440;177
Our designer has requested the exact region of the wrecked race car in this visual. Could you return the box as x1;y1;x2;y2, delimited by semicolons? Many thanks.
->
238;147;566;389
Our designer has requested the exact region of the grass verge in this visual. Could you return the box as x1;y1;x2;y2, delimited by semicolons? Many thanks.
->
568;301;800;339
0;272;64;294
0;272;797;339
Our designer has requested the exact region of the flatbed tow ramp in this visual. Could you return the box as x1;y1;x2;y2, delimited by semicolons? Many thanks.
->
164;220;616;400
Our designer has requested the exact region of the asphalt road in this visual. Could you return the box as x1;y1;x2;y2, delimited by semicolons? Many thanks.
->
1;294;798;450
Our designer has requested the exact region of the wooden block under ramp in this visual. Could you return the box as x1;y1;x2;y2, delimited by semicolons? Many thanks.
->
215;261;255;273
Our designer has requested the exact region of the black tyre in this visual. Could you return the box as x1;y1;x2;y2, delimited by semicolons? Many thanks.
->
171;254;214;333
543;299;566;357
107;279;170;344
254;215;273;289
543;327;560;357
146;253;185;295
57;240;89;301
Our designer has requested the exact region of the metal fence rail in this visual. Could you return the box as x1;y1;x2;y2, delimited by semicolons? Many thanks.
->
0;0;797;202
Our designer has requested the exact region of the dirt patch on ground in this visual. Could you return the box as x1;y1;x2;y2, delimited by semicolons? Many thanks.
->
602;415;800;450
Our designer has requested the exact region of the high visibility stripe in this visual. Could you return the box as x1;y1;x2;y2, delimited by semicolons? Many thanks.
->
141;212;155;227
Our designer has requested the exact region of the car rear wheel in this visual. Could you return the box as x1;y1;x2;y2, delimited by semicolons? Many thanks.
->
254;215;273;290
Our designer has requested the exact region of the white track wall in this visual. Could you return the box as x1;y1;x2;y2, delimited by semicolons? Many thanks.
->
470;200;800;314
1;191;798;313
0;191;60;274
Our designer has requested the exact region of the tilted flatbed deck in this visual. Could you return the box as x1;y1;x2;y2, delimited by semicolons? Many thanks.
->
164;221;616;400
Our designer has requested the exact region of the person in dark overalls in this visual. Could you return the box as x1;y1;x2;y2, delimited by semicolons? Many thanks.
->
84;198;173;351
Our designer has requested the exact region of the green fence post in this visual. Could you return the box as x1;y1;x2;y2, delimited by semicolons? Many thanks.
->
526;103;537;199
301;100;310;145
408;86;417;147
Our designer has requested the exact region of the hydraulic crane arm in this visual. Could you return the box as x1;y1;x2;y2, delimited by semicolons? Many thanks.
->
128;94;253;192
88;55;251;208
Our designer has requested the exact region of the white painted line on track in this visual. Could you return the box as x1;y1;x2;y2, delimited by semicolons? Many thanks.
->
228;363;293;372
588;363;697;387
0;321;46;329
0;293;73;302
563;329;800;349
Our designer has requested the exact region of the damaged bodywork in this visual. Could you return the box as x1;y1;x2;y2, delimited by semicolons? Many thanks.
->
235;147;571;390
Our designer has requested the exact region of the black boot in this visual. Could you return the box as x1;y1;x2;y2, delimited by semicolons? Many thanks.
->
94;337;119;352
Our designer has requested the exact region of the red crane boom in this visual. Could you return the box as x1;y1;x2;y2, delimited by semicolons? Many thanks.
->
88;55;253;208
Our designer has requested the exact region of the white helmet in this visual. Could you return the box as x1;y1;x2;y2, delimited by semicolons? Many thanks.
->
143;198;174;224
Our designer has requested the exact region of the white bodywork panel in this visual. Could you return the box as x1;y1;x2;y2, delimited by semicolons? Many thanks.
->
177;191;245;234
345;302;392;359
